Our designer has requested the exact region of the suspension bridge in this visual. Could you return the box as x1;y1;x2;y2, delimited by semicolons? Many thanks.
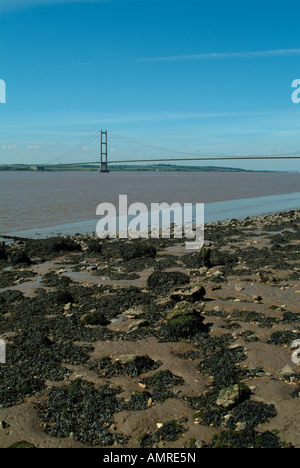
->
40;130;300;172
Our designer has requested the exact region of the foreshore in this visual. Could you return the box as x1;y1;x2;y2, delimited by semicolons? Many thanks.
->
0;210;299;448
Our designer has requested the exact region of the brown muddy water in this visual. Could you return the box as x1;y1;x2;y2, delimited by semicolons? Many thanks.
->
0;171;299;235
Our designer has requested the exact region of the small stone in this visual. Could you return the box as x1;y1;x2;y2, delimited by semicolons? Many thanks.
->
194;440;205;448
253;295;263;302
199;267;208;275
279;365;296;377
235;422;247;432
125;306;144;318
228;343;245;350
178;416;188;424
117;354;138;365
213;270;223;278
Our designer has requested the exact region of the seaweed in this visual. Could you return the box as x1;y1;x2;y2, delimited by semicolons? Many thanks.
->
87;355;161;378
36;379;127;447
208;428;292;449
147;271;190;291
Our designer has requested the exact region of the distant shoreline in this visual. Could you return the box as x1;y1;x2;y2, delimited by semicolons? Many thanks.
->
0;163;269;173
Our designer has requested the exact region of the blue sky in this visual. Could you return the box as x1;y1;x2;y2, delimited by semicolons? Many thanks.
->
1;0;300;171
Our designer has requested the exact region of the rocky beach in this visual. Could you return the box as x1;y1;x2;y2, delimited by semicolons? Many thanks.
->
0;209;299;449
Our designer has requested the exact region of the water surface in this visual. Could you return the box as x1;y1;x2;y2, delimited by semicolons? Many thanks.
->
1;171;299;237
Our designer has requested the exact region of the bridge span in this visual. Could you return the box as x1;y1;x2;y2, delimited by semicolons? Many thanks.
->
42;130;300;171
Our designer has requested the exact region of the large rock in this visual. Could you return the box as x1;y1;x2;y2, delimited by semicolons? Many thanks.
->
80;311;109;326
216;383;251;408
170;284;206;303
119;241;157;261
166;301;196;321
147;271;190;290
86;239;102;254
164;301;207;339
196;247;237;269
9;250;32;266
0;243;8;261
197;247;212;268
24;236;81;259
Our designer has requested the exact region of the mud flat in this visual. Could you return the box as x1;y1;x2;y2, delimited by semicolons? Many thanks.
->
0;210;299;449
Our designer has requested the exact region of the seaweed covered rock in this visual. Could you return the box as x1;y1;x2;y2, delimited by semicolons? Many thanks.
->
147;271;190;291
119;241;157;261
166;301;195;320
0;242;8;261
24;236;81;259
94;286;154;320
197;247;212;268
7;441;36;449
86;239;102;254
163;301;207;339
52;288;75;305
210;248;237;267
80;311;109;326
196;247;237;269
9;250;32;266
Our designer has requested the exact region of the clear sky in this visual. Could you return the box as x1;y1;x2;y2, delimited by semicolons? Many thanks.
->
1;0;300;171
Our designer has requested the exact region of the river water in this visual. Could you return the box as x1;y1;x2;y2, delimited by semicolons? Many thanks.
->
0;171;299;238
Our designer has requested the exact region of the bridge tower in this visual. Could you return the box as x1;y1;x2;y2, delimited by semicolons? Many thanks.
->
99;130;110;173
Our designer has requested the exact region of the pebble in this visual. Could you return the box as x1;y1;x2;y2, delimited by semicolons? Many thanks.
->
280;365;296;377
235;422;247;432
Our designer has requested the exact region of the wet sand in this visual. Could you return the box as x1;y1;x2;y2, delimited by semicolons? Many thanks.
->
0;210;299;448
